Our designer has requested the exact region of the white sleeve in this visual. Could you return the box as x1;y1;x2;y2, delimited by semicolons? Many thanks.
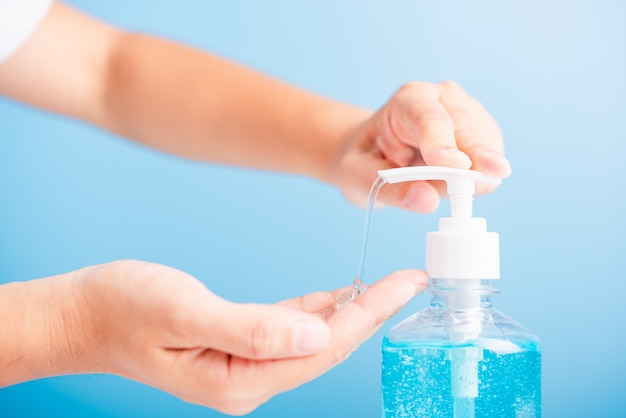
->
0;0;52;63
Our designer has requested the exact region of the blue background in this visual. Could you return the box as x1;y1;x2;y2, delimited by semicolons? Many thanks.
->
1;0;624;416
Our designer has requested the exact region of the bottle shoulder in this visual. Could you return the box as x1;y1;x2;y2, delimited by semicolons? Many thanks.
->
385;305;540;351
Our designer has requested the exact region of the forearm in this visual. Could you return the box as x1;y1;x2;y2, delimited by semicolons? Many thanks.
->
0;2;370;183
101;33;370;183
0;272;95;387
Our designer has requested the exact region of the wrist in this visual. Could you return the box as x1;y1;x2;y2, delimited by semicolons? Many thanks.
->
0;268;102;387
49;267;105;375
313;101;372;185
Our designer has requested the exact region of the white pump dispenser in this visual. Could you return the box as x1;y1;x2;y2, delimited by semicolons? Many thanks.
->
377;166;498;216
378;166;501;282
379;167;542;418
378;166;501;408
379;166;502;336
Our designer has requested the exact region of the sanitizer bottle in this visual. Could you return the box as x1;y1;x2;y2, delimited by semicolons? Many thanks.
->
378;167;541;418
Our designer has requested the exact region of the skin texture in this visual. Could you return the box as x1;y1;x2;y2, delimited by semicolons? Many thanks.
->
0;261;427;415
0;1;511;414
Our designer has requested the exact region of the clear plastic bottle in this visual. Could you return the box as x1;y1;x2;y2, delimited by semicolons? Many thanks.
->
372;167;541;418
381;278;541;418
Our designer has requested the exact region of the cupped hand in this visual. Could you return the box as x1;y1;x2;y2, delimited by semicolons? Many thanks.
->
335;80;511;213
71;260;427;415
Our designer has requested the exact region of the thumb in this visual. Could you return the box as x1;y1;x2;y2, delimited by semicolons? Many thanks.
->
202;302;331;360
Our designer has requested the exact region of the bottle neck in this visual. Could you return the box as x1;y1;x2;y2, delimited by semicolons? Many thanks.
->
429;278;498;310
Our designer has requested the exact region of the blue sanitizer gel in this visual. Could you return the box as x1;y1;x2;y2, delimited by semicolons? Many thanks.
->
381;280;542;418
382;340;541;417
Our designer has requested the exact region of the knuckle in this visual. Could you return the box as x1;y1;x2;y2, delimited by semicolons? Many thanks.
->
440;79;461;90
398;80;430;96
454;125;480;139
246;314;272;359
384;109;407;142
416;108;450;122
450;102;474;118
413;109;451;133
328;342;356;368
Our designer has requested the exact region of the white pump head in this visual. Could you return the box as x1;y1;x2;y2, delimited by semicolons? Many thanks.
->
377;166;499;218
378;166;501;280
378;166;504;404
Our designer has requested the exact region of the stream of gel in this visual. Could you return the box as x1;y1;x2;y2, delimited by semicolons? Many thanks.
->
330;175;387;311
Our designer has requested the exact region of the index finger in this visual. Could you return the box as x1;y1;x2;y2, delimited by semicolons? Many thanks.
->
258;269;428;396
438;80;511;182
381;82;472;169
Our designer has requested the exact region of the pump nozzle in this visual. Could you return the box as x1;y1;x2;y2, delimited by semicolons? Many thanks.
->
377;166;501;218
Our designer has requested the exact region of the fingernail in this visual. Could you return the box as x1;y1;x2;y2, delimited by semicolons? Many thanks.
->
484;150;512;175
294;318;330;353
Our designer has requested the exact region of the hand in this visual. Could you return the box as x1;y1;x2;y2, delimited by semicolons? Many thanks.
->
334;81;511;213
68;260;427;415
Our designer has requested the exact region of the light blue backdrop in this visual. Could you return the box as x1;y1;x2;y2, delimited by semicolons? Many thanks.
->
1;0;624;417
